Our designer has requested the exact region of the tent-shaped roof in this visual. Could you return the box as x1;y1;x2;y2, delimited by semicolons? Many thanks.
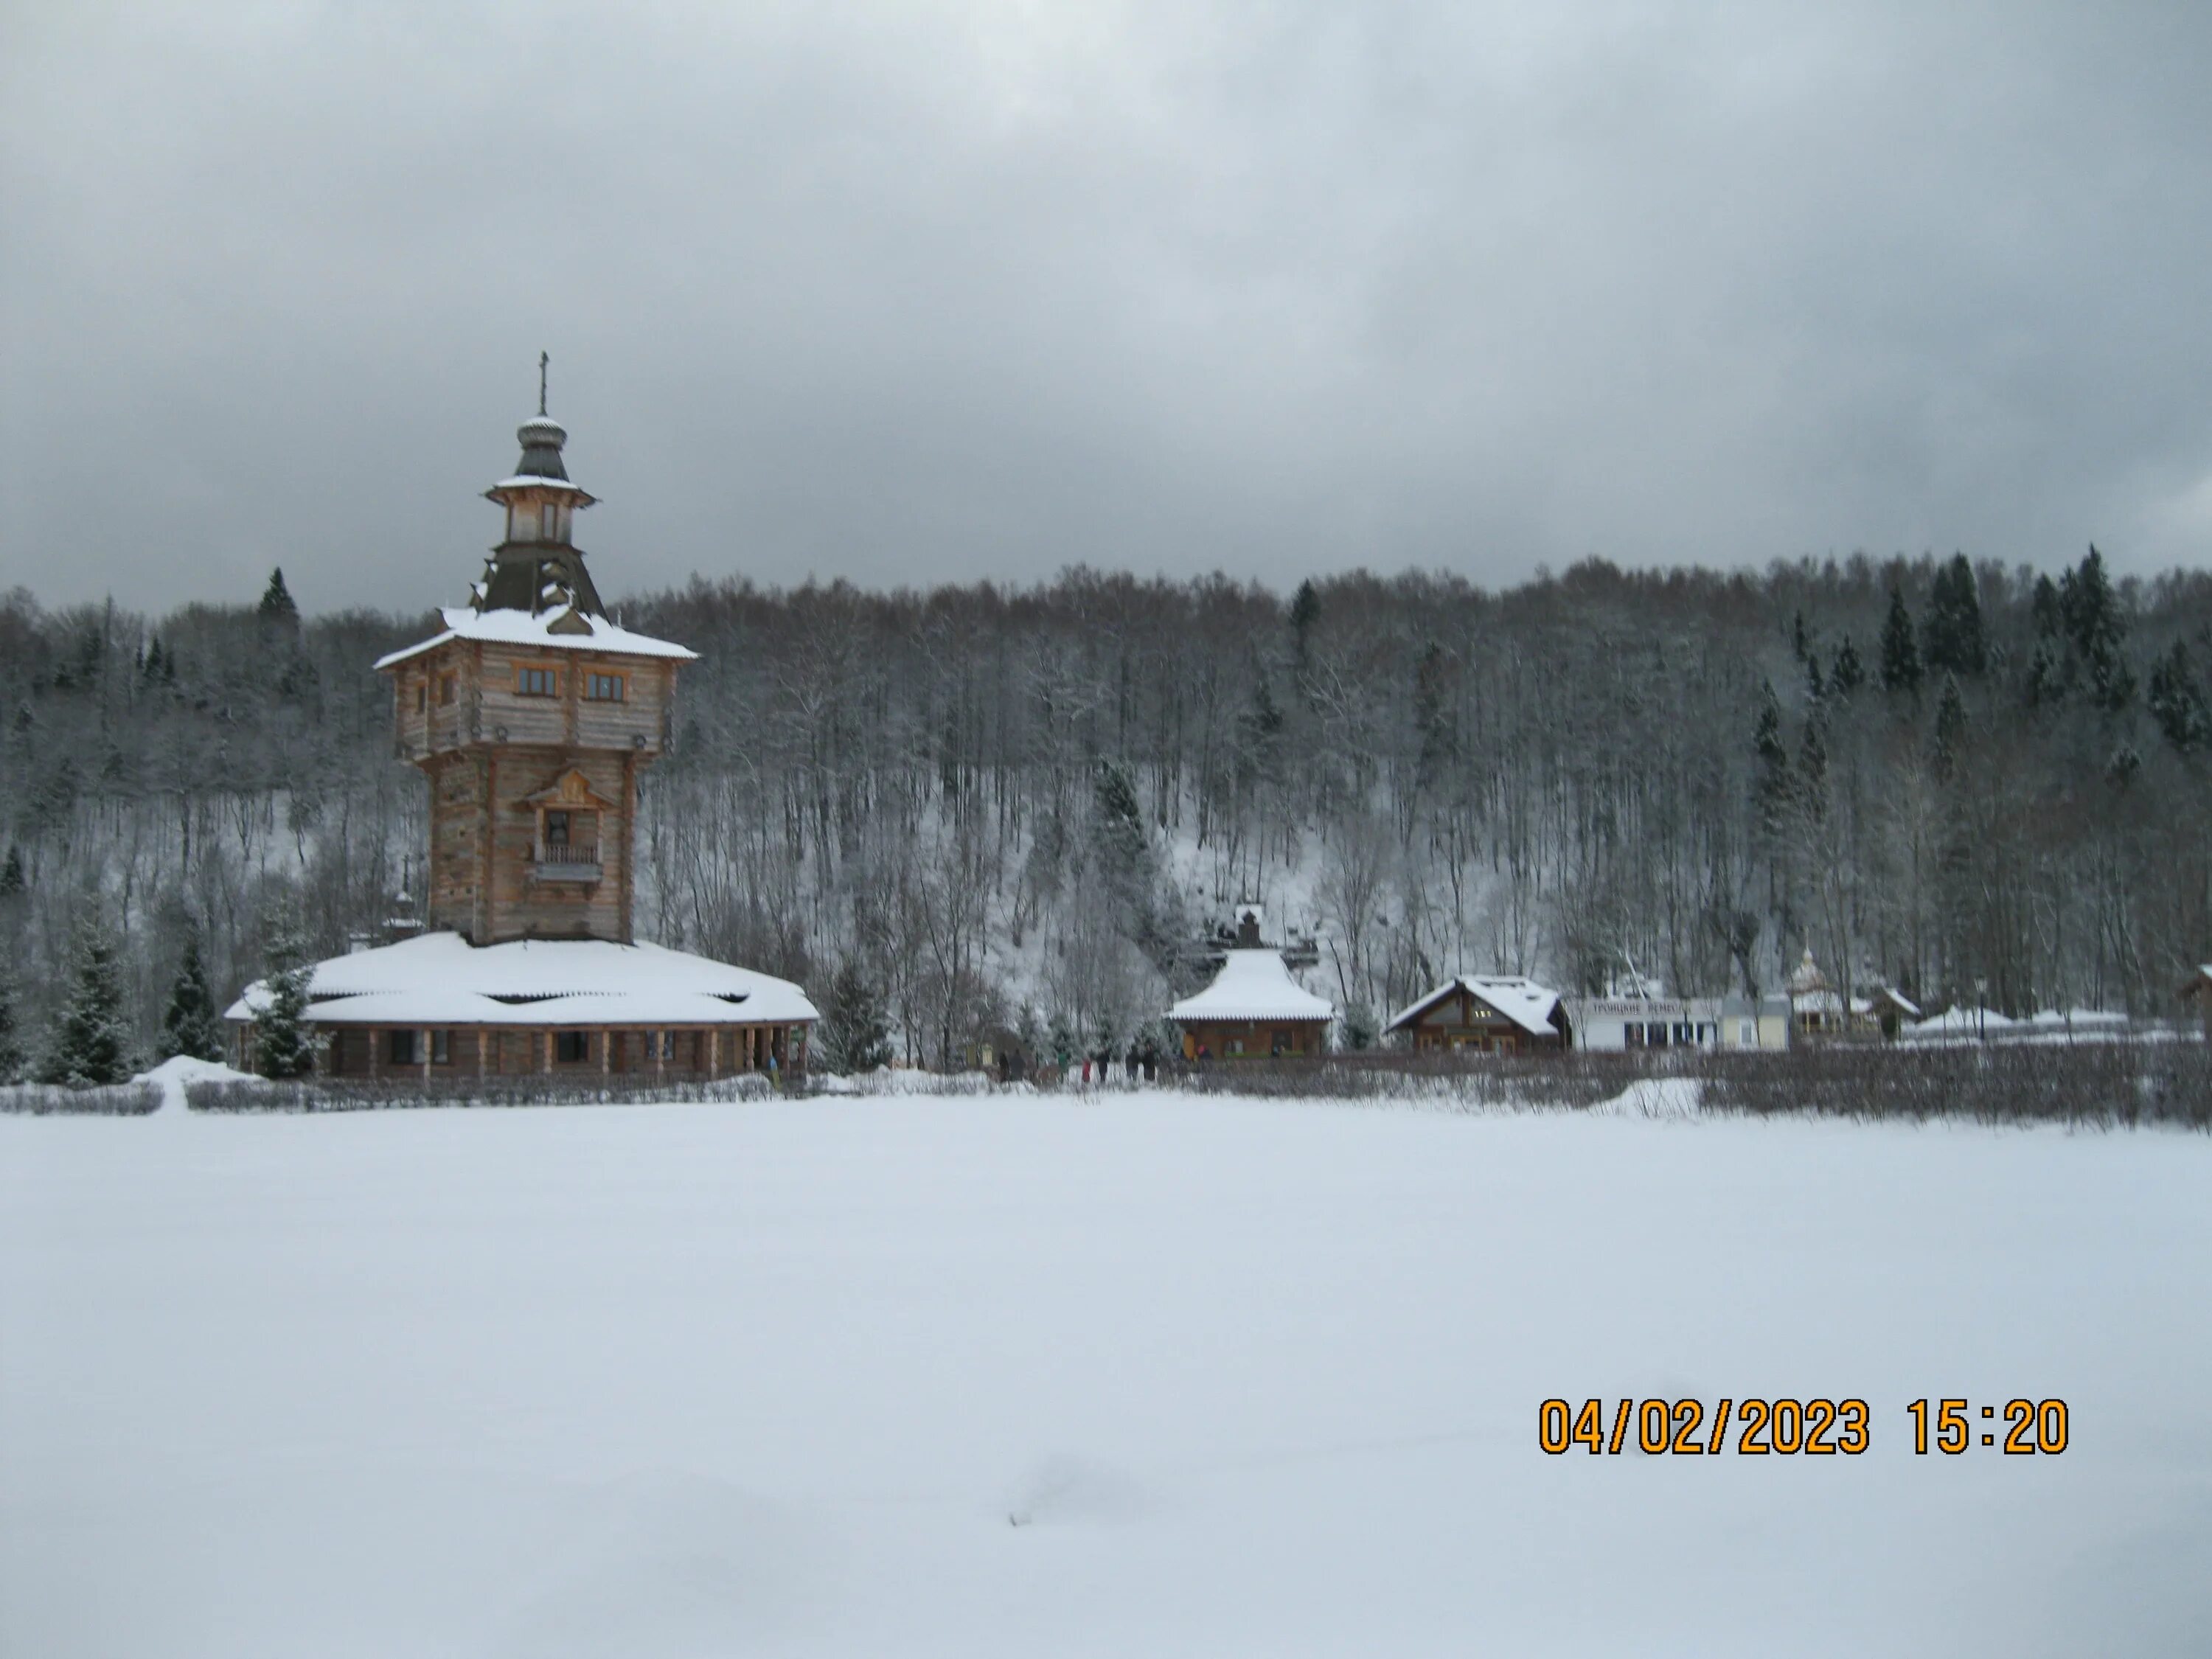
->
1385;975;1562;1039
374;605;697;671
225;931;818;1029
1167;950;1334;1024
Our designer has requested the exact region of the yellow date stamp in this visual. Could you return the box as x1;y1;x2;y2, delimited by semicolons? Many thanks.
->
1537;1397;2071;1455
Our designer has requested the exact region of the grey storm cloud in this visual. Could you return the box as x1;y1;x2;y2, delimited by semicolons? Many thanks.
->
4;0;2212;614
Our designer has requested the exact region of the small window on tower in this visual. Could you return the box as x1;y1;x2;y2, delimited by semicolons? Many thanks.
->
414;683;426;712
439;673;456;706
540;503;558;540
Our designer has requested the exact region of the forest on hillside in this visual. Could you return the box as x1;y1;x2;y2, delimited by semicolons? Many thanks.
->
2;546;2210;1073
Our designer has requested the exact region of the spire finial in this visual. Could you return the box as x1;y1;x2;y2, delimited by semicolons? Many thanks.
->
538;350;549;417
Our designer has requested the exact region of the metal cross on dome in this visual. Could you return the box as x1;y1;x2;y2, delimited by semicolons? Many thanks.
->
538;351;549;417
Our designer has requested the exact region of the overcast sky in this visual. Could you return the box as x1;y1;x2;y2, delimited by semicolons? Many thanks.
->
4;1;2211;616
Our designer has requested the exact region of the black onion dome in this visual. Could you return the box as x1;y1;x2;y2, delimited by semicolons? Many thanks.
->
512;416;569;481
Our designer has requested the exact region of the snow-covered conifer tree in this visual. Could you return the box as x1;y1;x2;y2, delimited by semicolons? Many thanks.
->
1930;675;1967;782
252;919;318;1079
1340;1001;1378;1051
257;567;299;625
1880;588;1922;696
38;921;136;1087
159;925;226;1063
2147;642;2210;753
816;959;891;1074
1922;555;1987;678
1829;636;1865;698
0;972;25;1082
2061;547;2134;713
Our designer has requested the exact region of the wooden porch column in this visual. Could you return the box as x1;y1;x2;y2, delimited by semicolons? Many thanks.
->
601;1030;612;1076
655;1031;665;1081
540;1030;552;1075
421;1031;431;1091
369;1029;381;1083
476;1029;487;1077
708;1029;719;1079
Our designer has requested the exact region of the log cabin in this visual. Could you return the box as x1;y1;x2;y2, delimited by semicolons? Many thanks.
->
1385;976;1569;1054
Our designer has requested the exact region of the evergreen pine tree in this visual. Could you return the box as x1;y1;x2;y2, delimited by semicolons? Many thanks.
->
251;919;318;1079
0;972;25;1083
1753;679;1790;832
2031;573;2063;641
1340;1001;1378;1051
815;959;892;1074
1790;611;1809;663
1289;579;1321;678
1922;555;1987;677
1798;714;1829;818
1014;1003;1045;1074
1829;636;1865;698
37;921;136;1087
1804;653;1827;706
159;925;226;1063
1239;667;1285;782
258;567;299;625
2147;641;2211;753
2060;548;2134;712
1412;641;1453;790
0;846;23;897
2024;639;2065;709
1930;675;1967;782
1879;588;1921;695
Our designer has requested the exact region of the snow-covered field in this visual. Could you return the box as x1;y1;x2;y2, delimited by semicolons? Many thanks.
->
4;1096;2208;1658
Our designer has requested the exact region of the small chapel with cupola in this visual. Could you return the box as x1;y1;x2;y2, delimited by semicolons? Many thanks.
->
227;373;817;1082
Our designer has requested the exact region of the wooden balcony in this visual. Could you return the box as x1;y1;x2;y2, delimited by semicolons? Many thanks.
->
532;841;602;881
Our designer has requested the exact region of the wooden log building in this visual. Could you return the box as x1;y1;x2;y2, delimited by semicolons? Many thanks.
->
1385;976;1570;1054
227;393;817;1079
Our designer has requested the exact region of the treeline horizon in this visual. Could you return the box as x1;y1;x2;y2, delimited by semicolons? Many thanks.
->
2;546;2209;1071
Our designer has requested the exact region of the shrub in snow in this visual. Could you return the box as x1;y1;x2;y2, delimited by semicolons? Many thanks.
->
186;1072;781;1113
36;920;137;1088
0;1080;161;1116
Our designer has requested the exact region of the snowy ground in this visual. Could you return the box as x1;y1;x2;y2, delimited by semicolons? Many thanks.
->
3;1095;2208;1658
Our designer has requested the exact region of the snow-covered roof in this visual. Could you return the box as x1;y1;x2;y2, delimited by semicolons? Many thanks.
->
374;606;697;670
1786;947;1831;995
225;932;817;1028
1167;950;1334;1023
1386;975;1562;1038
1903;1006;2017;1037
488;474;594;496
